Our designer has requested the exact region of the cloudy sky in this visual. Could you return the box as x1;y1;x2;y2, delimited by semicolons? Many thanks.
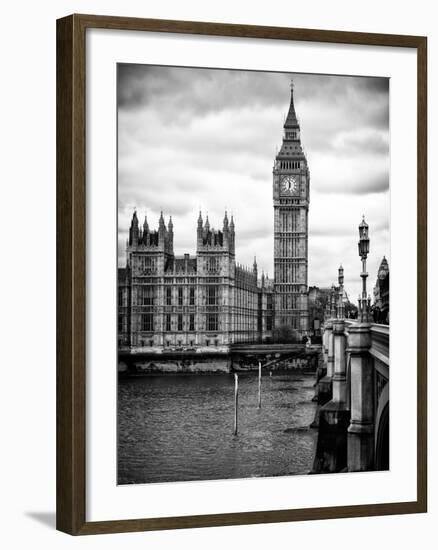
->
118;64;389;301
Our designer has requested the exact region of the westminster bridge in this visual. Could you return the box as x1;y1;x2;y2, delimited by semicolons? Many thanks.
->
311;318;389;473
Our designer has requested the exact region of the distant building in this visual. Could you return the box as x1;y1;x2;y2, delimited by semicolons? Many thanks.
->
373;256;389;324
308;286;332;334
118;211;274;353
308;285;357;333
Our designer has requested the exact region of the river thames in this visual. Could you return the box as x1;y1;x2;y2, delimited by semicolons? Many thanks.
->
118;371;318;485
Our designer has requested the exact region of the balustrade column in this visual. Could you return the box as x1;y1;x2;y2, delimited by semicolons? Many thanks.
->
332;319;347;404
322;325;329;367
312;317;350;473
326;320;334;379
347;323;375;471
314;320;334;406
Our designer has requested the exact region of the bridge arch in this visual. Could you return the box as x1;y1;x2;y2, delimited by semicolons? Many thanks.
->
375;383;389;470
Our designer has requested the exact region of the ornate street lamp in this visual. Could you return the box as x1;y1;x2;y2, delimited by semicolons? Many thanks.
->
324;294;330;321
331;284;337;318
358;216;371;322
338;264;345;319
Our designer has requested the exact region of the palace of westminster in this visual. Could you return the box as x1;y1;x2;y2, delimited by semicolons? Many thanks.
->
118;82;310;352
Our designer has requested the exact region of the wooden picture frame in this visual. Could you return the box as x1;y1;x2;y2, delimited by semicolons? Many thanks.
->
56;13;427;535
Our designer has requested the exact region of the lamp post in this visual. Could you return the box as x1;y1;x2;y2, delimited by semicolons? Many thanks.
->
338;264;345;319
330;285;336;318
358;216;371;322
347;216;374;471
324;294;330;321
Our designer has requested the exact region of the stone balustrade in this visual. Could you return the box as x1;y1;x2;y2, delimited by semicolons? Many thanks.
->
312;318;389;473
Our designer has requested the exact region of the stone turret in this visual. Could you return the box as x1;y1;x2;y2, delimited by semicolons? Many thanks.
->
229;215;235;254
129;210;139;247
197;211;203;248
167;216;174;254
126;211;174;254
141;215;149;246
223;211;229;231
158;211;166;235
196;211;234;253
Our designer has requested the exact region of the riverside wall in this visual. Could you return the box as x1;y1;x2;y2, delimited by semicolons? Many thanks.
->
119;347;322;375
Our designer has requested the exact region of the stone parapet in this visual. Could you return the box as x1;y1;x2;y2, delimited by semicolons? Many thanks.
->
347;322;375;471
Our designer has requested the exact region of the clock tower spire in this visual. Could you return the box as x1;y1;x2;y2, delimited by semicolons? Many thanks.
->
273;79;310;334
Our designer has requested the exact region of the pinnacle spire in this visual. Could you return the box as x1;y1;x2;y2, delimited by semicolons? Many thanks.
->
359;215;368;229
223;210;229;230
284;78;299;128
129;210;139;246
159;211;165;230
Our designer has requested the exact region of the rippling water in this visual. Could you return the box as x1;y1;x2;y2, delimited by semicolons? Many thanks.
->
118;371;317;484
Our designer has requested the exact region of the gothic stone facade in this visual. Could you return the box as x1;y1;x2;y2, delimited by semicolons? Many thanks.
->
273;82;310;333
118;211;274;353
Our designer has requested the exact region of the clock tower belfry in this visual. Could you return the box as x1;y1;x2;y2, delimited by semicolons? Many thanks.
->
273;80;310;334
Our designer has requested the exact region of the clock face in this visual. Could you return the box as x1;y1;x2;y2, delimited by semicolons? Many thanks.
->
280;175;298;195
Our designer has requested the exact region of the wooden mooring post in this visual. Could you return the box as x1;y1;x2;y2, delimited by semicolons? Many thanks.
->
258;361;262;409
233;373;239;436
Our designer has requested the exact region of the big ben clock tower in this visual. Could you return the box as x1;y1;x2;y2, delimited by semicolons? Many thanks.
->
273;80;310;334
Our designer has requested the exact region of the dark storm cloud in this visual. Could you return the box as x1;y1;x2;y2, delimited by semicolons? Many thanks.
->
118;65;389;131
297;74;389;157
118;64;289;119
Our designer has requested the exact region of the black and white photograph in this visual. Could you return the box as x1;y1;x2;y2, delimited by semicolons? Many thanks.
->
116;65;390;485
0;0;431;545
